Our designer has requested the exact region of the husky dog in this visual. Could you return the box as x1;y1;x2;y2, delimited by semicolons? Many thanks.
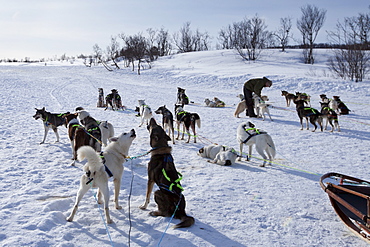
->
97;88;105;108
99;121;114;146
213;97;225;107
177;87;189;105
293;98;323;132
234;100;247;118
138;100;153;127
320;102;341;132
139;118;194;228
204;98;217;107
33;107;69;144
320;94;330;104
281;91;296;107
174;104;201;143
333;96;351;115
197;144;237;166
296;92;311;106
78;110;102;152
236;122;276;167
66;129;136;223
237;94;245;101
253;95;272;121
155;105;175;144
63;113;89;165
105;89;124;111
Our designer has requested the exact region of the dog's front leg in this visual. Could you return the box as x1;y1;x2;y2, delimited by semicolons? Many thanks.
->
238;143;243;161
139;180;155;210
40;125;49;144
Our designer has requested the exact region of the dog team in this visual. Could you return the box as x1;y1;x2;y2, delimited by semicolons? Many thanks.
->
33;77;350;227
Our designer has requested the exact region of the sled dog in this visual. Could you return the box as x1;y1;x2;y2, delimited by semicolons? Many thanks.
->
177;87;189;105
139;118;194;228
155;105;175;144
320;102;341;132
33;107;69;144
253;95;272;121
174;104;201;143
78;110;102;152
236;122;276;167
66;129;136;223
198;144;238;166
138;100;153;127
281;91;296;107
293;98;323;132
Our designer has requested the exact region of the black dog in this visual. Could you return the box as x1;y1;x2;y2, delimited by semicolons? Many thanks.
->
174;104;201;143
155;105;175;144
333;96;351;115
105;89;124;111
78;111;102;152
293;98;323;132
176;87;189;105
139;118;194;228
33;107;69;144
320;102;341;132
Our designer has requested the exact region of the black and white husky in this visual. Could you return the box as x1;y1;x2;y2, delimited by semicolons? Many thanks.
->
155;105;175;144
33;107;69;144
138;100;153;127
236;122;276;167
174;104;201;143
197;144;238;166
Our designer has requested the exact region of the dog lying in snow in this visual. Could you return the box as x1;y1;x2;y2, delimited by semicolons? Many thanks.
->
197;144;238;166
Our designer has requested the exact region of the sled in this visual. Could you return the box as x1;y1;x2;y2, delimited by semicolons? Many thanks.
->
320;172;370;243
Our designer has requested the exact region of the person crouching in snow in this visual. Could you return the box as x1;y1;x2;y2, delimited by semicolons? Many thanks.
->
243;77;272;118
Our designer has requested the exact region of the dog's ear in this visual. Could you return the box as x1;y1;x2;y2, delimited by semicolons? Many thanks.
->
248;122;255;128
42;107;45;111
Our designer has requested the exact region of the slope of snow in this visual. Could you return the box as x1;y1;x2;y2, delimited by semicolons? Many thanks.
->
0;49;369;247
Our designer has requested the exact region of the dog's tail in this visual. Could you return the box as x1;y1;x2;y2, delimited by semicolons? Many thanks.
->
191;113;201;128
174;215;195;229
266;135;276;159
77;146;103;173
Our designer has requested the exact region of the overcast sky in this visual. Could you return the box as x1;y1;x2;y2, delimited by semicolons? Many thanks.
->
1;0;369;60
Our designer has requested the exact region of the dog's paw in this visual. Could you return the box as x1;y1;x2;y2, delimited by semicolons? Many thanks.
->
139;204;147;210
149;210;162;217
107;219;113;224
116;205;122;210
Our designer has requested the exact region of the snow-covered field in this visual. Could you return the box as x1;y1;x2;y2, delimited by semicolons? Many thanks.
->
1;49;369;247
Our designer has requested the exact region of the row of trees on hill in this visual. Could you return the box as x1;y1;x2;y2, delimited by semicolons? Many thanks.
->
86;4;368;81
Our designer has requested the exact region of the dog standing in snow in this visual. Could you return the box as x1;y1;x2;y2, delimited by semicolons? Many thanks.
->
66;129;136;224
236;121;276;167
138;100;153;127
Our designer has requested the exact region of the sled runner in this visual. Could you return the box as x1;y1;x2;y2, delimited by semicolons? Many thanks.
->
320;172;370;243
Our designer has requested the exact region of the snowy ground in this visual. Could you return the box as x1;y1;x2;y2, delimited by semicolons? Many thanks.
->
1;49;369;247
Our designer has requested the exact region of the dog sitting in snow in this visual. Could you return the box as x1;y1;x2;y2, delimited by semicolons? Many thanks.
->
197;144;238;166
66;129;136;224
177;87;189;105
236;121;276;167
139;118;194;228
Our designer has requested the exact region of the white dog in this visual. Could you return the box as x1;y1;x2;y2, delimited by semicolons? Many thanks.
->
198;144;238;166
99;121;115;146
66;129;136;224
138;100;153;127
236;122;276;167
253;95;272;121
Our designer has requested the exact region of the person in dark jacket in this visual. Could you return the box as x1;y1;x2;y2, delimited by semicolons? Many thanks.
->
243;77;272;117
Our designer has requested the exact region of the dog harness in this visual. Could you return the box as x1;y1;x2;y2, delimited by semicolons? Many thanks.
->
85;153;113;185
303;107;319;116
242;126;266;144
160;155;184;194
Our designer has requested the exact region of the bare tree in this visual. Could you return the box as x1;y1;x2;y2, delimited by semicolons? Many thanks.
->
297;4;326;64
328;11;370;81
173;22;210;53
106;36;120;69
124;33;148;75
156;27;172;56
274;17;292;52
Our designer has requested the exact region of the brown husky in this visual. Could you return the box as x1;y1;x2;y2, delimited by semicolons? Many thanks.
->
139;118;194;228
